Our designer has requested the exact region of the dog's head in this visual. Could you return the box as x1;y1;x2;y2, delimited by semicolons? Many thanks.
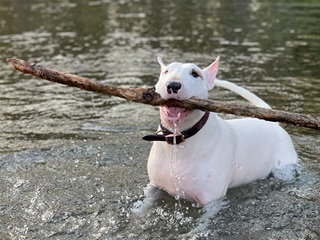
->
155;57;219;127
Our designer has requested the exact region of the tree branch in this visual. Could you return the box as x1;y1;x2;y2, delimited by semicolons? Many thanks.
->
7;57;320;130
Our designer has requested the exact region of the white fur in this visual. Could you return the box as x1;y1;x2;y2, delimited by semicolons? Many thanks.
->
145;57;297;206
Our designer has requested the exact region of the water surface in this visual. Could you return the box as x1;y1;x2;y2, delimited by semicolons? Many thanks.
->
0;0;319;239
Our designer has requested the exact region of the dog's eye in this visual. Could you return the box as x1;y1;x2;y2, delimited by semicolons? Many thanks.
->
191;69;199;78
164;69;168;74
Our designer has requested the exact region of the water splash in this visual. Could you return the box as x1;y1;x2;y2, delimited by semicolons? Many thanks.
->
170;123;179;191
272;163;298;181
169;121;188;217
184;198;229;237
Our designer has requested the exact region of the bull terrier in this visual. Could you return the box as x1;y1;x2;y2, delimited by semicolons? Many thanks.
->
139;56;297;211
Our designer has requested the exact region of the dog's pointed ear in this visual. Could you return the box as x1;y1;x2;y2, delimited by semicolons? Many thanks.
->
157;56;166;71
203;56;219;90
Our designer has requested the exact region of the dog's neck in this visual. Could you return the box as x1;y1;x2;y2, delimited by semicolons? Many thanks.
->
160;109;206;133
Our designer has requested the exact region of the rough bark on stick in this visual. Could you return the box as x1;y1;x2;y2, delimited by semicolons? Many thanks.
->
7;57;320;130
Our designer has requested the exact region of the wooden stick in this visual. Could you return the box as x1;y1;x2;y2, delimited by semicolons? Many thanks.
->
7;57;320;130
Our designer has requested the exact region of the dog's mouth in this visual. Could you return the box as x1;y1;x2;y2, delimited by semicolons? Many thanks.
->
160;106;191;123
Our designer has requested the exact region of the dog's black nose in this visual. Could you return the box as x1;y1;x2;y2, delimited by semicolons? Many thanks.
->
167;82;182;94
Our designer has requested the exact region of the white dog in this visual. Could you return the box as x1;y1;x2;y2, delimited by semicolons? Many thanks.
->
140;56;297;209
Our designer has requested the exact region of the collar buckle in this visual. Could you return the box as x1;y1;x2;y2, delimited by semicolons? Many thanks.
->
165;134;185;145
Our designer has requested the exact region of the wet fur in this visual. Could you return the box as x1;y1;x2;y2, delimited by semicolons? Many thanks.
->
137;56;297;211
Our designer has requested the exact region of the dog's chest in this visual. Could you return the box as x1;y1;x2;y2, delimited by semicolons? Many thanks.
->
147;141;216;201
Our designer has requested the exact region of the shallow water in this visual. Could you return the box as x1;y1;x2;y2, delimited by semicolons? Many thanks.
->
0;0;319;239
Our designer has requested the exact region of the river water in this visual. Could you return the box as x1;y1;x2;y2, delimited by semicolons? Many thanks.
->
0;0;319;239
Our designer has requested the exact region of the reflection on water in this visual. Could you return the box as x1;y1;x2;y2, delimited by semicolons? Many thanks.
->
0;0;319;239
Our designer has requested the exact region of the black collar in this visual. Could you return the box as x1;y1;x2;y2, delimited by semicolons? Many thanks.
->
142;111;210;145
